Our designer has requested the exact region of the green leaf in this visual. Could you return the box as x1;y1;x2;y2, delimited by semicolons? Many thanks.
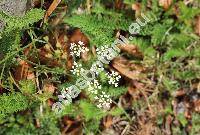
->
19;80;36;94
177;113;188;127
79;100;105;121
0;92;29;118
163;49;186;61
109;107;124;116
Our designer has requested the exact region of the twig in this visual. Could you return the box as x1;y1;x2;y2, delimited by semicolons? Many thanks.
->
8;71;20;90
44;0;62;22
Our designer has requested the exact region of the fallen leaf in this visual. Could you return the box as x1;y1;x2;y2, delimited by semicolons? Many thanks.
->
112;56;145;80
35;118;40;128
118;44;143;58
68;29;89;47
43;82;56;94
194;99;200;113
115;0;123;10
128;84;141;100
32;0;41;7
172;89;186;97
137;120;160;135
165;115;173;135
37;45;61;67
132;3;141;11
63;116;74;127
173;4;179;17
131;3;141;17
13;58;35;83
103;116;113;128
0;80;3;94
195;16;200;36
159;0;172;10
47;98;54;106
118;93;133;109
61;117;83;135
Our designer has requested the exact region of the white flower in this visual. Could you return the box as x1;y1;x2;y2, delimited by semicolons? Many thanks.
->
90;62;104;75
86;79;101;94
93;79;102;89
96;45;118;60
106;71;121;87
94;96;99;100
70;41;89;57
87;85;98;94
78;41;84;45
96;91;112;110
96;45;110;56
70;62;84;76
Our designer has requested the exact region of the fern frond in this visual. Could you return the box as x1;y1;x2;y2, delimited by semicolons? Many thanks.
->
64;7;131;46
0;8;44;64
0;8;44;34
104;86;127;99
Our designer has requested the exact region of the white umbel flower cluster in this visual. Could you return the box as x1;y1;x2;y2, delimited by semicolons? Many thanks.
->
70;62;84;76
96;45;118;61
106;71;121;87
96;45;110;56
70;41;89;57
90;62;104;75
95;91;112;109
87;79;101;94
86;79;112;110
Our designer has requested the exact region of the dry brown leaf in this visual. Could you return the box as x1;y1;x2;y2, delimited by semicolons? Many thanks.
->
91;46;96;56
165;115;173;135
132;3;141;11
32;0;41;7
61;117;83;135
68;29;89;47
159;0;172;10
172;89;186;97
137;121;160;135
118;44;143;58
63;116;74;126
13;58;35;82
128;84;141;100
173;4;179;17
194;99;200;113
23;43;61;67
37;45;61;67
57;32;72;69
58;33;68;51
115;0;123;10
131;3;141;17
47;98;55;107
44;0;62;22
112;57;145;80
0;80;3;94
43;82;56;94
35;118;40;128
11;45;36;83
103;116;113;129
195;16;200;36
